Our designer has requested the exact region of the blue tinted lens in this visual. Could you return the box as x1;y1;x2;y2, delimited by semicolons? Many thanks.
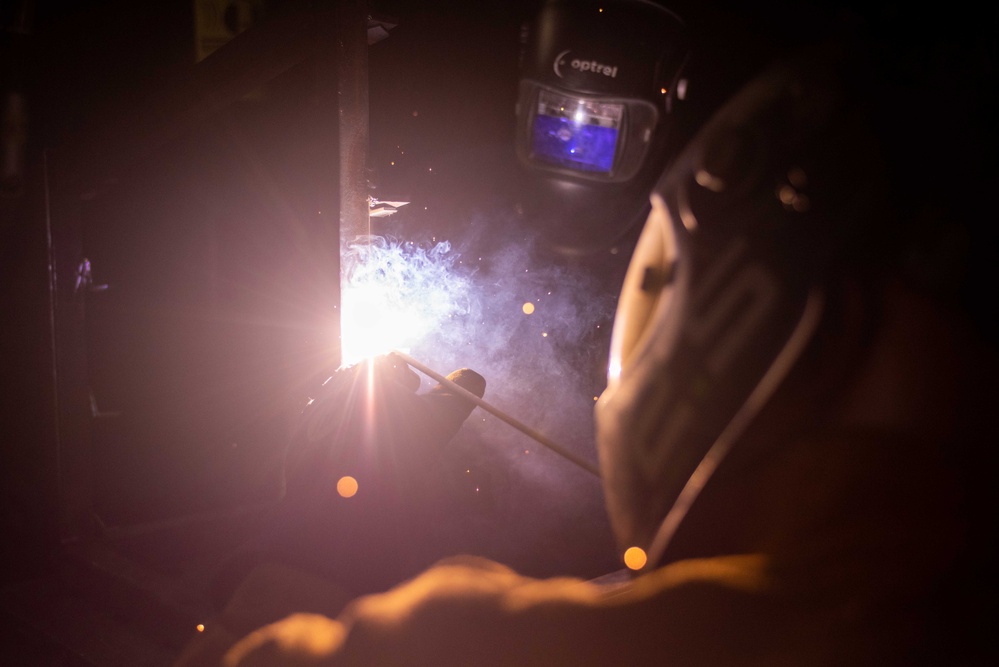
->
531;91;623;174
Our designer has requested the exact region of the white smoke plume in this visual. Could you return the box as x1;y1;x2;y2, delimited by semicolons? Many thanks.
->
340;210;628;577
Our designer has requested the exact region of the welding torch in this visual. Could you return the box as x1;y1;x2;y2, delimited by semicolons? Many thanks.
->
392;350;602;479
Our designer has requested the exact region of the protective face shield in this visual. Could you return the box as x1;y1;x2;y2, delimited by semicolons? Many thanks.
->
515;0;689;256
594;44;889;568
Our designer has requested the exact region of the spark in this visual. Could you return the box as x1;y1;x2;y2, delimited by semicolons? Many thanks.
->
624;546;647;570
337;476;358;498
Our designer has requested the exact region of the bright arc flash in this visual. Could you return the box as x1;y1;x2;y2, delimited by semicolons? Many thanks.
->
339;236;472;366
340;282;420;363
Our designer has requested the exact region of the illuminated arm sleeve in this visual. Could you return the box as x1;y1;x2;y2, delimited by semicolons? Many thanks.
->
221;553;787;667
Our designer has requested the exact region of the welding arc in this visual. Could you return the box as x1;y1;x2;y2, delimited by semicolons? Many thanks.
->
393;351;602;479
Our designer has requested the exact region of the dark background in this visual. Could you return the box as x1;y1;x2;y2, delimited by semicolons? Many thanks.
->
1;1;995;664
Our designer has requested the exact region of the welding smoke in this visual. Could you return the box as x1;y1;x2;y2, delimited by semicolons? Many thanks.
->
340;235;474;366
340;208;628;578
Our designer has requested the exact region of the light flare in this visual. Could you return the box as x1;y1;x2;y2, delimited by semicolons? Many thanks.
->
337;475;359;498
340;235;473;366
624;546;647;570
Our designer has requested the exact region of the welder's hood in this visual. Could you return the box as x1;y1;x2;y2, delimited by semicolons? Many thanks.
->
594;42;889;566
515;0;688;256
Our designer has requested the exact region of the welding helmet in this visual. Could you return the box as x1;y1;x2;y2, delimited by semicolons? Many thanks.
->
514;0;689;256
593;42;893;567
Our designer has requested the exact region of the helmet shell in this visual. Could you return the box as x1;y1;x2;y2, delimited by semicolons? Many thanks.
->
515;0;689;256
595;43;888;562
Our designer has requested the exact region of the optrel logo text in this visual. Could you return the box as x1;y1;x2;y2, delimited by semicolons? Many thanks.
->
553;49;619;78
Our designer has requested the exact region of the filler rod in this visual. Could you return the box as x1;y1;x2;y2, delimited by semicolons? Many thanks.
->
393;350;602;478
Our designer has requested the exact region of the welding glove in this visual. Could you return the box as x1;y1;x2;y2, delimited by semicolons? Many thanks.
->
281;351;486;501
212;352;487;607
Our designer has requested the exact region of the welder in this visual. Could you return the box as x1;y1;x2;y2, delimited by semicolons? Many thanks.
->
175;1;997;665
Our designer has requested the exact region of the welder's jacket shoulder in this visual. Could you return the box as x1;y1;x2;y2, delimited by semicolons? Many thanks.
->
218;428;969;667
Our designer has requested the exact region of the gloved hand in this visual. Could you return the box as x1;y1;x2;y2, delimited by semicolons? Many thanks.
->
212;353;486;606
281;352;485;501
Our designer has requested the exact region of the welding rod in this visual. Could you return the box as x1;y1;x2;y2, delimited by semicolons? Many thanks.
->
393;350;602;479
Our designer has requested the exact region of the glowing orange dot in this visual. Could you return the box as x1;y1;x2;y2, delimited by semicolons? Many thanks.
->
522;302;535;315
337;476;359;498
196;624;205;633
623;546;647;571
778;185;796;205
